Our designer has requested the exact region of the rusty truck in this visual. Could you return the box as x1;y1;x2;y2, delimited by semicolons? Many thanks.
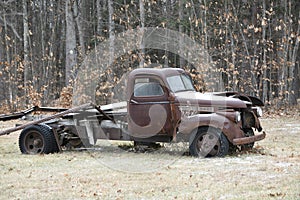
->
0;68;266;157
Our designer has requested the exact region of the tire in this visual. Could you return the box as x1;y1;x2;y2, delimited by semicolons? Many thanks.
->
228;143;238;154
189;127;229;157
241;128;255;150
19;124;59;154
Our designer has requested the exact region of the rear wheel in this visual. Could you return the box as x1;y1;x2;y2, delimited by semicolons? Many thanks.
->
189;127;229;157
19;124;59;154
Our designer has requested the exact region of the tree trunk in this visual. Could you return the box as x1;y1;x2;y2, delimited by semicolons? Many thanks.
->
289;11;300;104
229;30;237;91
3;13;13;108
202;0;208;50
231;2;256;95
96;0;103;36
262;0;268;103
163;1;169;67
23;0;30;103
74;0;85;57
280;0;290;103
108;0;115;66
39;0;46;102
179;0;185;68
65;0;77;85
139;0;145;68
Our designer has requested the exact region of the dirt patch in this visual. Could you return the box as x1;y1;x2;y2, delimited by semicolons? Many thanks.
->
0;117;299;199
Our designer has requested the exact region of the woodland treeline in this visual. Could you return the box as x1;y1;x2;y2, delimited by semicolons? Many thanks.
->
0;0;299;110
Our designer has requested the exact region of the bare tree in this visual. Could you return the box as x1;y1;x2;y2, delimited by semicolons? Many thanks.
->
289;11;300;104
178;0;185;68
73;0;85;56
262;0;268;103
96;0;103;36
139;0;145;68
65;0;77;85
23;0;29;103
108;0;115;66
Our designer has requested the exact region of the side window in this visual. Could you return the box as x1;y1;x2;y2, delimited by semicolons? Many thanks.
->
134;78;164;97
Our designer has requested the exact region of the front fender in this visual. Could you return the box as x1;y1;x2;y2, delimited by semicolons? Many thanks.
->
178;113;244;143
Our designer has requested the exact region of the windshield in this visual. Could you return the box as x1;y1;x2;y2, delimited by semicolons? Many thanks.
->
166;74;195;93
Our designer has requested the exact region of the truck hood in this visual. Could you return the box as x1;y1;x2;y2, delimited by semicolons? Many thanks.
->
174;91;249;109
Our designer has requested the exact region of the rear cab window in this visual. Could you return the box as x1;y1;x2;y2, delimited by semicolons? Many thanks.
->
134;77;164;97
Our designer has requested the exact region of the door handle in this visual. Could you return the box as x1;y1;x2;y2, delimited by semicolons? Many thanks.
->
130;99;139;104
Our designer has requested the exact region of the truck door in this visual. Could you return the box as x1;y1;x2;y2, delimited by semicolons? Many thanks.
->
128;76;173;139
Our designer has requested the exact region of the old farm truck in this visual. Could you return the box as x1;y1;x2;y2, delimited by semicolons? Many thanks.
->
0;68;266;157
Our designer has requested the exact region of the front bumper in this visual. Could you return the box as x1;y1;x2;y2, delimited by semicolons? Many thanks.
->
232;131;266;145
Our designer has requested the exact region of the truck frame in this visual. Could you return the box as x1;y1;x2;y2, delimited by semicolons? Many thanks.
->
0;68;266;157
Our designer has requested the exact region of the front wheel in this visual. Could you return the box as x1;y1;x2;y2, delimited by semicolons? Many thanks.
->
19;124;59;154
189;127;229;157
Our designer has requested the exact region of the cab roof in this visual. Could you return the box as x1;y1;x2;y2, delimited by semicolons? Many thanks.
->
129;68;185;79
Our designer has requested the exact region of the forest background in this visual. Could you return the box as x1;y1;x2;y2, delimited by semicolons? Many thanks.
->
0;0;299;112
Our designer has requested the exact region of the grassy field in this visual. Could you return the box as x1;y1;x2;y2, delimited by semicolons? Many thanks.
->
0;116;299;200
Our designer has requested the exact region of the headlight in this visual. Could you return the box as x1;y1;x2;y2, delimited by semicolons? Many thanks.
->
256;107;263;117
235;111;241;122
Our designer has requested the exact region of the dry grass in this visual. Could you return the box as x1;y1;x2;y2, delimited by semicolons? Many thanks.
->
0;117;299;199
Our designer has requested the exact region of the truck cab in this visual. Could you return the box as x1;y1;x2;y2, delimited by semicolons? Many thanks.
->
126;68;265;157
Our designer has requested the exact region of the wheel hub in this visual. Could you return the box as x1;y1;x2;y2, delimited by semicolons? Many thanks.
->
198;133;219;156
33;138;42;147
25;132;44;153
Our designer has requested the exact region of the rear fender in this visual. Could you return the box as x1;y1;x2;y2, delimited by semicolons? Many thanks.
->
178;113;244;143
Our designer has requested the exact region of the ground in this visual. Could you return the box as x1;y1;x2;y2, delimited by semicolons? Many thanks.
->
0;116;299;199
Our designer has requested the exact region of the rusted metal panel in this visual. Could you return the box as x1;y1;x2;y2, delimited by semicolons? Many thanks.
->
0;106;69;122
178;113;245;143
52;128;62;152
0;107;38;121
232;132;266;145
94;105;115;123
0;103;93;136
